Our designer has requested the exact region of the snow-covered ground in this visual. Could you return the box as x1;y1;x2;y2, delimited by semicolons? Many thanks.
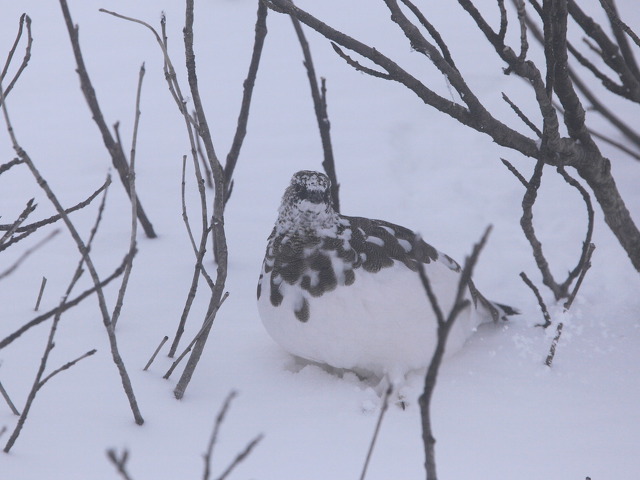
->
1;1;639;479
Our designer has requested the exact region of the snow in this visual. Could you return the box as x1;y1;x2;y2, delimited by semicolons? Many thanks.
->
1;0;639;479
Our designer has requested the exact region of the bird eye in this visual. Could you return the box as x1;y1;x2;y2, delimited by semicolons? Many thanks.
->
293;183;307;199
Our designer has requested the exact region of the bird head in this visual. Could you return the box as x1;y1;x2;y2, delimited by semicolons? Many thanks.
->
276;170;338;235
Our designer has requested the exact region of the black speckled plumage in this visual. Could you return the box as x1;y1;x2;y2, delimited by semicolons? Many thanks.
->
256;170;515;381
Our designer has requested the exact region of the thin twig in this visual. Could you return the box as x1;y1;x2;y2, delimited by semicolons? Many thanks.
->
34;276;47;311
599;0;640;51
502;92;542;137
519;271;552;328
542;243;594;367
143;336;168;371
215;434;263;480
0;157;23;175
0;177;111;233
59;0;156;238
359;385;392;480
100;8;225;379
587;127;640;161
107;449;135;480
290;12;340;211
0;229;60;281
111;63;145;329
38;349;96;387
203;391;238;480
223;0;268;204
1;77;144;426
519;160;564;299
0;253;130;351
545;322;563;367
515;0;529;62
164;292;229;380
174;0;230;400
0;380;20;415
193;115;213;188
202;391;263;480
4;246;93;452
0;198;36;245
170;131;215;356
0;14;33;105
266;0;640;272
563;243;595;311
399;0;458;70
330;43;392;80
521;0;640;153
500;157;529;187
419;226;491;480
568;0;640;103
555;167;595;293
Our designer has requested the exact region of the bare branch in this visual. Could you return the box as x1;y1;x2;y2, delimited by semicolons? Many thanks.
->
515;0;529;62
569;41;628;97
419;225;492;480
224;1;268;204
544;322;563;367
173;0;230;400
0;157;23;175
398;0;458;71
500;157;529;187
34;276;47;311
4;247;92;452
290;13;340;211
265;0;640;272
143;336;168;371
520;0;640;154
0;380;20;415
214;434;263;480
599;0;640;64
100;7;230;387
59;0;156;238
330;43;392;79
194;115;213;188
169;151;214;357
0;252;130;351
0;229;60;281
111;63;145;329
519;271;552;328
563;242;595;311
498;0;508;42
544;241;594;368
568;0;640;102
107;449;135;480
0;177;111;233
501;92;542;137
0;198;37;245
201;391;263;480
38;349;96;388
413;236;446;327
203;391;238;480
0;14;33;105
164;292;229;381
518;160;569;300
0;77;144;425
555;167;595;292
359;386;392;480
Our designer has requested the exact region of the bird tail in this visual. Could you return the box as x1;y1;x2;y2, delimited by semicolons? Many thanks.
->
493;302;520;318
468;279;519;322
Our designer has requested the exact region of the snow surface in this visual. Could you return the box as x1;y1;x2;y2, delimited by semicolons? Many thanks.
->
1;1;639;479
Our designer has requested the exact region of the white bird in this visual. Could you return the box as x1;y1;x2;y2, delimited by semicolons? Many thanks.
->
257;170;515;387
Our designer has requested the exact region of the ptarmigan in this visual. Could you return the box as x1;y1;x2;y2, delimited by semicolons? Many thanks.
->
257;170;514;386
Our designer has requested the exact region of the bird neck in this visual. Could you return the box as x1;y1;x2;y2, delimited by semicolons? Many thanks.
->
276;201;340;237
